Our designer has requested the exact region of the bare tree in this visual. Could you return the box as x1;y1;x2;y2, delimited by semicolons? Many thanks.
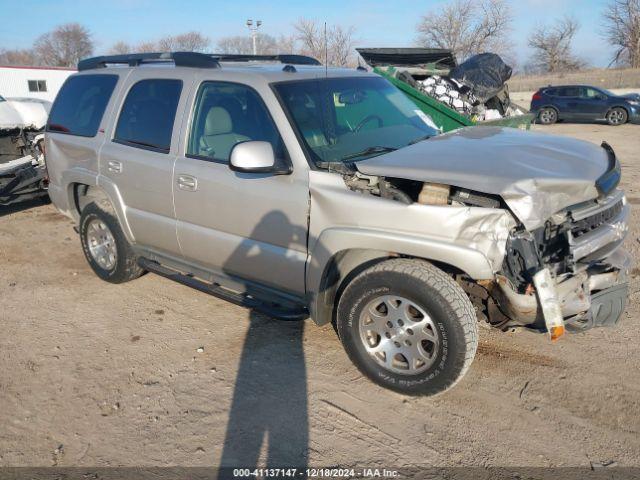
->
416;0;513;61
293;18;356;66
157;31;210;52
216;36;252;54
602;0;640;67
0;49;39;66
276;35;297;54
108;41;131;55
134;41;159;53
528;17;585;73
33;23;93;67
215;33;284;55
293;18;325;60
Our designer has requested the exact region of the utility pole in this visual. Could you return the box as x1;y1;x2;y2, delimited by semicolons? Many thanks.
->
246;19;262;55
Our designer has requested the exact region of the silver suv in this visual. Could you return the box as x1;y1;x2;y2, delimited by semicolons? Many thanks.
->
45;52;631;395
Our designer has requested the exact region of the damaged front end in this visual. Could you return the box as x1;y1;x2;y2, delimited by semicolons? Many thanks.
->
488;189;630;336
0;128;48;206
347;139;630;340
0;96;49;206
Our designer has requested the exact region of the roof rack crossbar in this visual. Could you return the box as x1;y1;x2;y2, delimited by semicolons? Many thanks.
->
209;53;321;66
78;52;221;71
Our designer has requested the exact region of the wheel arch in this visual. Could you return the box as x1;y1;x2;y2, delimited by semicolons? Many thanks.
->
537;105;560;119
307;228;496;326
606;105;630;120
70;181;135;243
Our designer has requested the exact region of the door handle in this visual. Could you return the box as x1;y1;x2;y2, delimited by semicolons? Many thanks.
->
107;160;122;174
177;174;198;192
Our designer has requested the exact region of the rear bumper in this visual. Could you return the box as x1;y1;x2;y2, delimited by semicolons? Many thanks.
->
47;182;74;219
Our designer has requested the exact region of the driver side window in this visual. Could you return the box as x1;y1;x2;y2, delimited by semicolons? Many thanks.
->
187;81;285;163
584;88;604;99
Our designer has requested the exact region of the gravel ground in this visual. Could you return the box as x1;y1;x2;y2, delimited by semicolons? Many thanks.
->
0;123;639;469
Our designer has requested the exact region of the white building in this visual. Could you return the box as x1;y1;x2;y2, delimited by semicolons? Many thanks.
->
0;65;75;102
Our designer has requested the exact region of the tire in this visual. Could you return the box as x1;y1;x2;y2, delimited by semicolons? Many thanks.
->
79;201;144;283
606;107;628;126
336;258;478;396
537;107;558;125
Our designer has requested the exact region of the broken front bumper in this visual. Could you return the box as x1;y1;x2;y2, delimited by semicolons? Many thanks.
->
493;193;631;334
495;248;631;332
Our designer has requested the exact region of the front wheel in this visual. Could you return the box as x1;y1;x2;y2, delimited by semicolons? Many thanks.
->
606;107;628;126
336;258;478;396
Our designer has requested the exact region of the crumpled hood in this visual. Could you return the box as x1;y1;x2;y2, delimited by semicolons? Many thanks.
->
356;127;609;230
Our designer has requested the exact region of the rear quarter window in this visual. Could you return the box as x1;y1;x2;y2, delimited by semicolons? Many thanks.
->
47;74;118;137
114;79;183;153
558;87;580;97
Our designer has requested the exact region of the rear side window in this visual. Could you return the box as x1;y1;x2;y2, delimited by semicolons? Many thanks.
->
114;79;182;153
543;88;557;96
47;75;118;137
558;87;580;97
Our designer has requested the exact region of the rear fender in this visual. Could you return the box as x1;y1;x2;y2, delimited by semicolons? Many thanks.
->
65;174;134;243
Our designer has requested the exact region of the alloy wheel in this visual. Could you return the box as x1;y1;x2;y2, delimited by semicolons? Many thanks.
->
86;218;118;270
359;295;440;375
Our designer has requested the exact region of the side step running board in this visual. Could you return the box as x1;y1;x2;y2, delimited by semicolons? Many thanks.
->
138;258;308;321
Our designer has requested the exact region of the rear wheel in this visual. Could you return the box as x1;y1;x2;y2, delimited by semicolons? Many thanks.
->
79;202;144;283
606;107;627;126
537;107;558;125
336;258;478;396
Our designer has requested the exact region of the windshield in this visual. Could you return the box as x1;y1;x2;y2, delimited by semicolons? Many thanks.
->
274;76;438;165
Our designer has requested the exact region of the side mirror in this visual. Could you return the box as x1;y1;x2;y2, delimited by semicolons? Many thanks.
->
229;141;290;175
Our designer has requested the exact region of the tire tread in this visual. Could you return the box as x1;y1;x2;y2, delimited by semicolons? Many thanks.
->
338;258;478;395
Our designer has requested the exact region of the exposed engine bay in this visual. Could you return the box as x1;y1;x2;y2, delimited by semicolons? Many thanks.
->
342;161;631;338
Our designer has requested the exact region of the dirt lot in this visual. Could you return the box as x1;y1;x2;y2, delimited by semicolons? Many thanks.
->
1;123;639;469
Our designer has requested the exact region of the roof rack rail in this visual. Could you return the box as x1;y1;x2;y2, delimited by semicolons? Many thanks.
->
77;52;221;71
209;53;321;66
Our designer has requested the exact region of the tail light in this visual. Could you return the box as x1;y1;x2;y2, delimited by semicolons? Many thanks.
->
532;91;543;101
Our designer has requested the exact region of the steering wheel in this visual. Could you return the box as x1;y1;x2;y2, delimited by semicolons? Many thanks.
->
354;115;383;132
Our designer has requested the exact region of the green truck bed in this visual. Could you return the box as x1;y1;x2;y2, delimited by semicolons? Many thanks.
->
375;66;534;133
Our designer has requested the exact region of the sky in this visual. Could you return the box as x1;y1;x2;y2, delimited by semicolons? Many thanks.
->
0;0;616;69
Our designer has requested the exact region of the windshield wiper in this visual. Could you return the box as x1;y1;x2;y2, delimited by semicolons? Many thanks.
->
408;134;433;145
341;145;397;161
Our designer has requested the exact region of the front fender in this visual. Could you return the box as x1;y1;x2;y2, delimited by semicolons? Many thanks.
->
305;227;496;325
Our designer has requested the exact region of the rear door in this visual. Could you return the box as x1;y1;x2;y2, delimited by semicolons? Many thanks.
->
99;71;191;256
557;86;582;120
173;79;309;296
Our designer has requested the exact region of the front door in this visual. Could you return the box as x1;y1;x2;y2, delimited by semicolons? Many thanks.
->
576;87;610;119
173;80;309;296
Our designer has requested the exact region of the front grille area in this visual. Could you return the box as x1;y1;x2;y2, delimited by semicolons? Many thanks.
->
571;200;624;238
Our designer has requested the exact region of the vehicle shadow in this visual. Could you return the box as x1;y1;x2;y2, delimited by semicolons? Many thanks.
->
217;312;308;471
217;211;312;475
